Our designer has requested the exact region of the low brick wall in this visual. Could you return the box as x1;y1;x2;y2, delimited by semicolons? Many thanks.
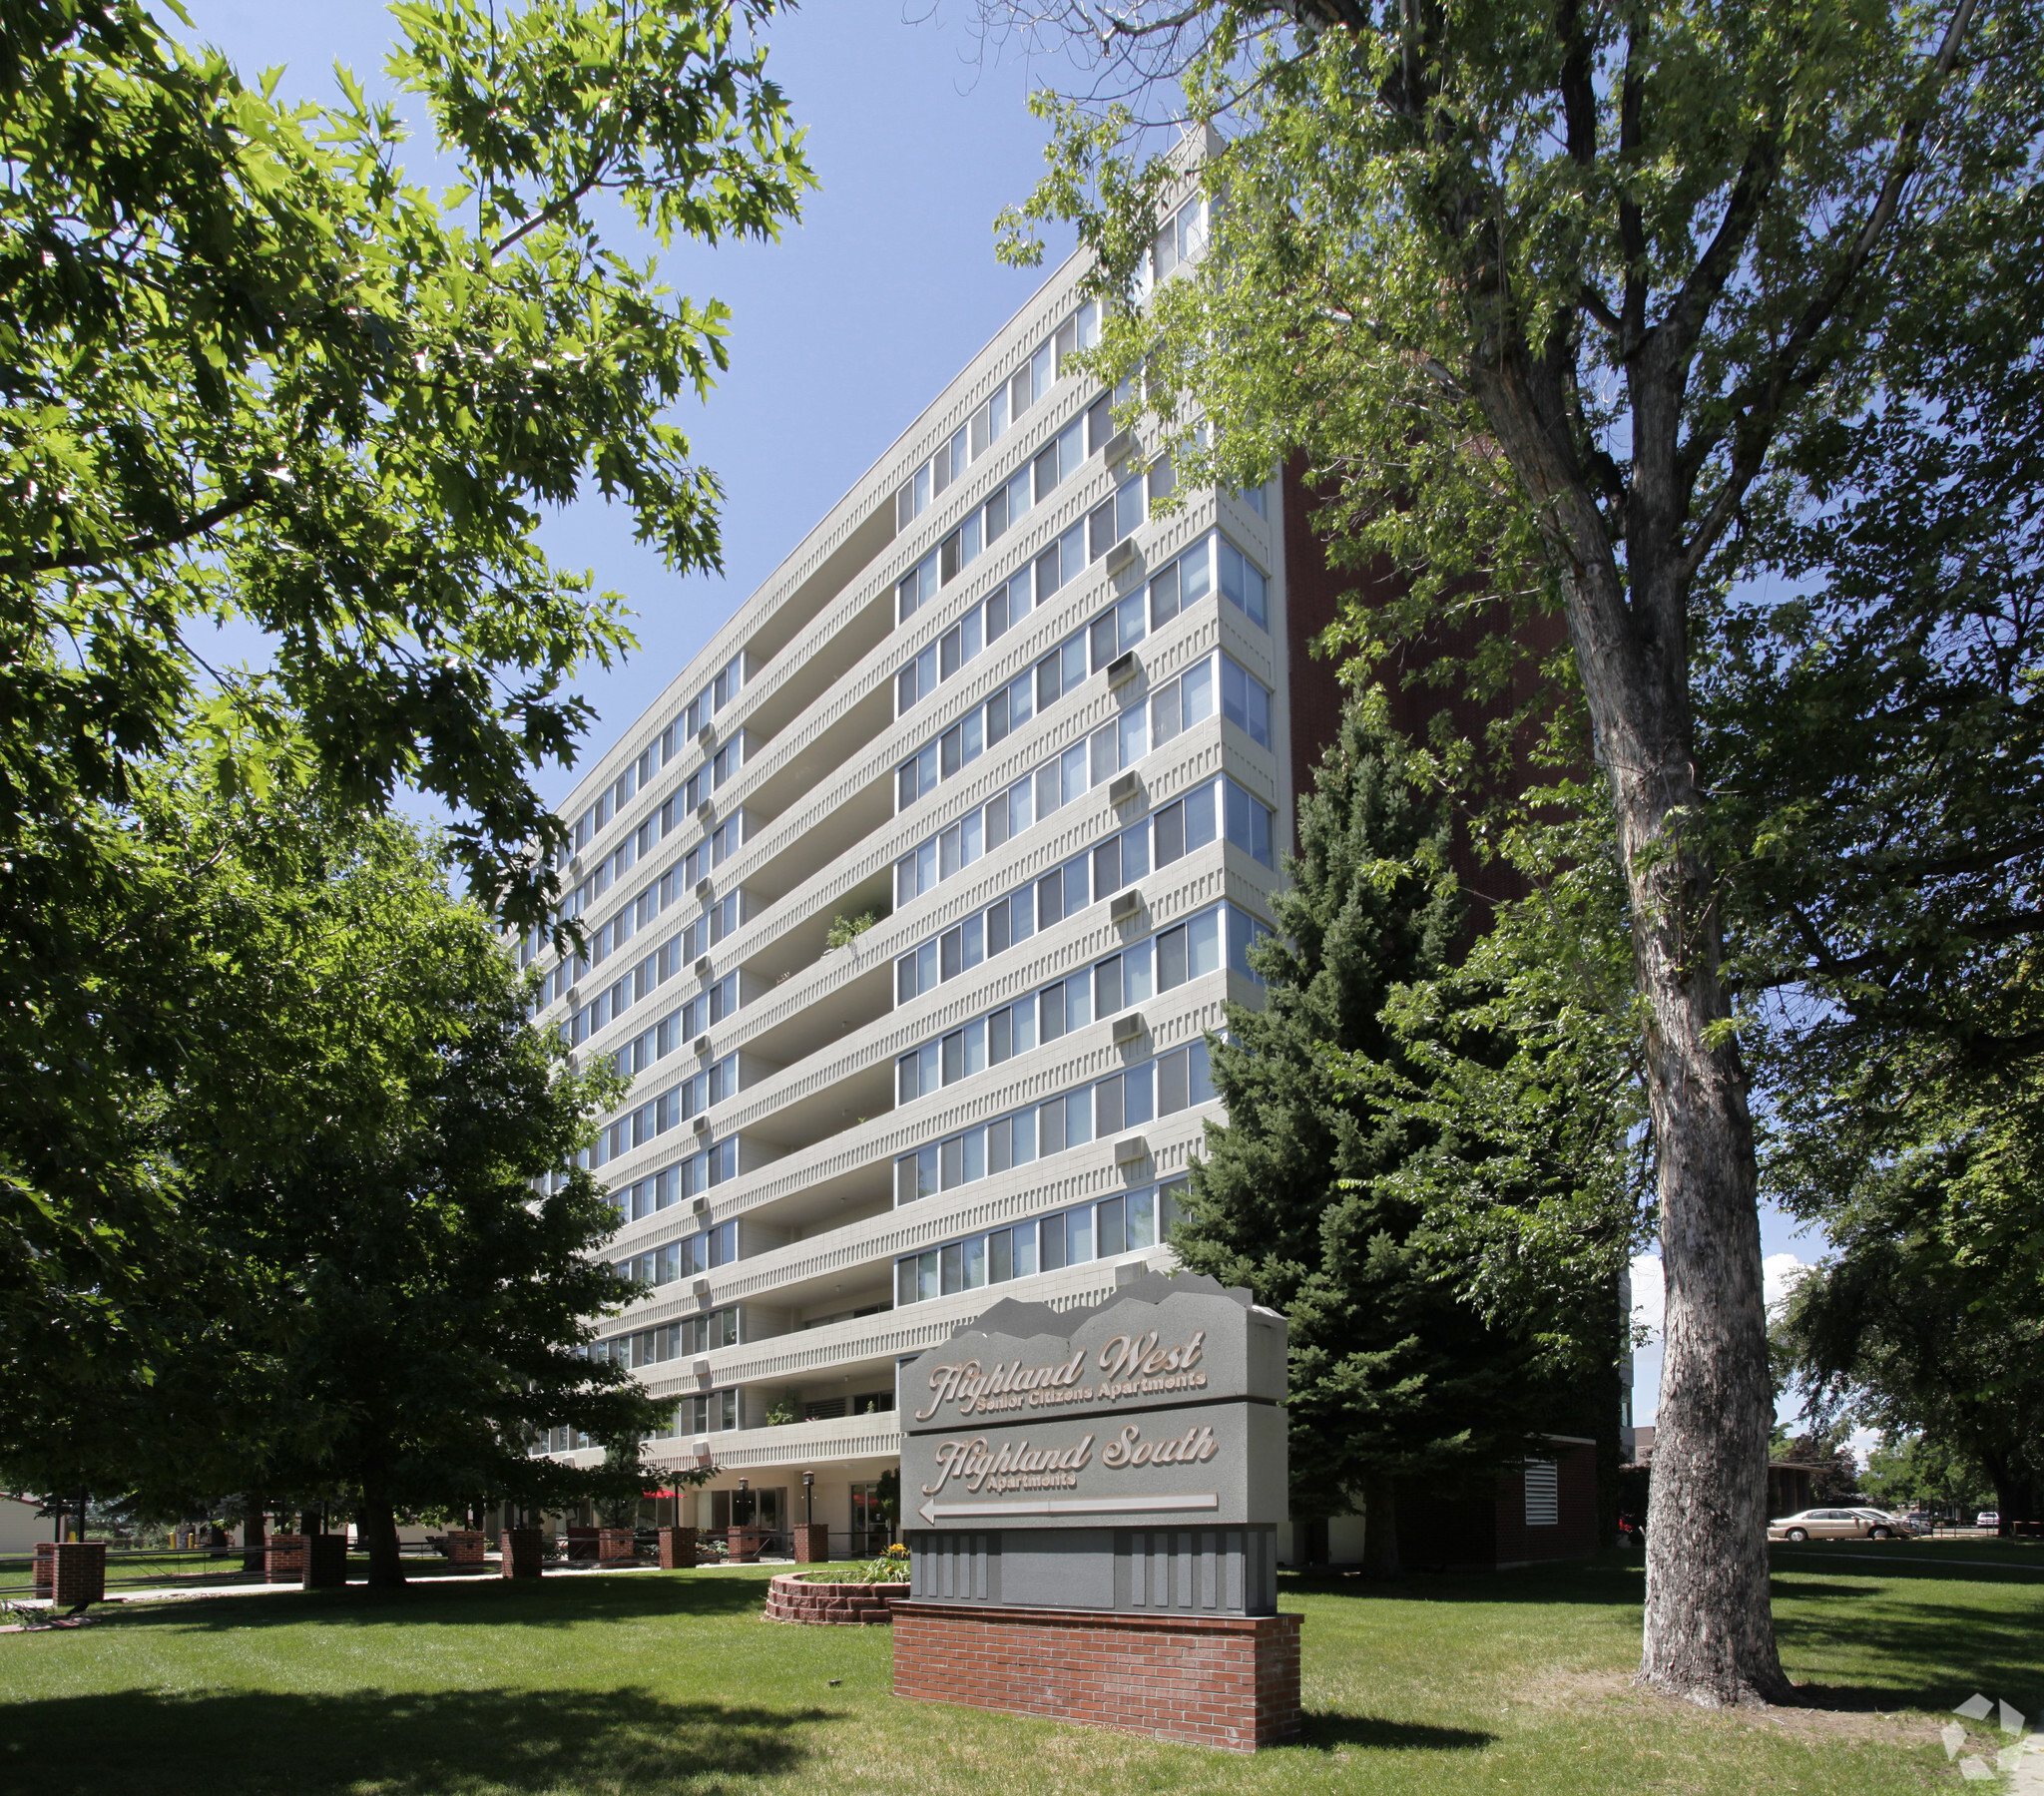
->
657;1526;698;1570
892;1601;1302;1752
598;1528;636;1565
763;1572;906;1625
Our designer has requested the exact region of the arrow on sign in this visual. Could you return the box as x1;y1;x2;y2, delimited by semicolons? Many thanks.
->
917;1493;1221;1526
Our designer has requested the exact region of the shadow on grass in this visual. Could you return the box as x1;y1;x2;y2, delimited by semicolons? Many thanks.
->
1279;1555;1645;1606
1776;1596;2044;1712
0;1684;834;1796
1299;1713;1495;1752
99;1569;773;1633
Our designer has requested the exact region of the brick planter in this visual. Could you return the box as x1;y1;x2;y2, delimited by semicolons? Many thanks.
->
50;1542;107;1607
790;1523;829;1564
892;1601;1302;1752
657;1526;698;1570
598;1528;636;1565
442;1530;486;1567
501;1527;544;1578
764;1572;905;1625
263;1534;307;1583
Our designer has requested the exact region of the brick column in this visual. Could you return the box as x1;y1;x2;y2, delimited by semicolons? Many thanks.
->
564;1524;598;1562
500;1527;543;1578
597;1528;636;1565
791;1523;829;1564
50;1542;107;1607
657;1526;698;1570
33;1542;55;1597
263;1534;307;1583
302;1536;347;1588
442;1530;486;1567
727;1526;767;1563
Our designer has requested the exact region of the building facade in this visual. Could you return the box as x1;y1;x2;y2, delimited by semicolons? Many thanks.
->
518;206;1319;1554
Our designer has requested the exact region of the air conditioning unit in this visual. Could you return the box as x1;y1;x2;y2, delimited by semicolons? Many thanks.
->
1108;770;1140;805
1112;1012;1145;1046
1114;1133;1148;1165
1105;539;1140;577
694;877;713;900
691;1193;710;1215
1108;890;1141;924
691;1277;711;1297
1106;651;1139;687
1103;429;1136;466
693;1034;712;1058
691;1114;712;1135
694;955;712;978
695;799;715;823
697;722;717;749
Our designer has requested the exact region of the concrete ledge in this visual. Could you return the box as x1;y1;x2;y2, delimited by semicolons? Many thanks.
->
891;1600;1301;1751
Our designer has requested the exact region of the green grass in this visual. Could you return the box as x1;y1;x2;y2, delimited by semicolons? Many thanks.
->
1;1545;2037;1795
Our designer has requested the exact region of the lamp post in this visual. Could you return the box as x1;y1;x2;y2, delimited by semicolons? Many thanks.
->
802;1470;814;1527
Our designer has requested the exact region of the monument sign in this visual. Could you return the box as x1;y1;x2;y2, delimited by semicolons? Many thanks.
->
890;1268;1300;1750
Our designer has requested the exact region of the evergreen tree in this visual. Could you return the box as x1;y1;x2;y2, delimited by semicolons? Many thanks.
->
1174;708;1572;1572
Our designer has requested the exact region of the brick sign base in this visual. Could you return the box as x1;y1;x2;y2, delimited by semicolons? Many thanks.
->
892;1601;1302;1752
763;1572;905;1625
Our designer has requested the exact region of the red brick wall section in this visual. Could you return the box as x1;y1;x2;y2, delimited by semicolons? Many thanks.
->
598;1528;636;1564
264;1534;307;1583
892;1601;1302;1753
442;1531;486;1568
658;1526;698;1570
501;1527;544;1578
764;1572;905;1625
790;1524;829;1564
33;1542;54;1596
50;1542;106;1607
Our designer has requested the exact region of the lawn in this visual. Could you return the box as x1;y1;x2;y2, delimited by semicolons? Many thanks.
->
1;1543;2037;1796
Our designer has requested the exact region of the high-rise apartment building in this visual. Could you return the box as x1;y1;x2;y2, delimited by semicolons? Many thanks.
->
517;197;1330;1554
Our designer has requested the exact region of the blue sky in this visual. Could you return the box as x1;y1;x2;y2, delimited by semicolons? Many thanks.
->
173;0;1828;1438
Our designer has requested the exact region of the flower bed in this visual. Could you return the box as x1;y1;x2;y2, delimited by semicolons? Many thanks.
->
762;1572;907;1625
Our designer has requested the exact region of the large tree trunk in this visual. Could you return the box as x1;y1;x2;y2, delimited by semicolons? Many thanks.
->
361;1480;406;1590
1604;682;1791;1705
1361;1475;1401;1578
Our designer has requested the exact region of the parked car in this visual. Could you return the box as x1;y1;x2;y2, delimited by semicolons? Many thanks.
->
1850;1508;1918;1535
1768;1508;1905;1543
1977;1511;2001;1529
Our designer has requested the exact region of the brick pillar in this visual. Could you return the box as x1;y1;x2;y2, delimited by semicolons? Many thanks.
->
33;1542;55;1597
597;1528;636;1565
727;1527;767;1563
791;1524;829;1564
51;1542;107;1607
262;1534;307;1583
302;1535;347;1588
564;1524;598;1562
442;1530;486;1567
657;1526;698;1570
500;1527;543;1578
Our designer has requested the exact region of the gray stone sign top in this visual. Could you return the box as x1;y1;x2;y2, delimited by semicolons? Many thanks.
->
896;1270;1289;1541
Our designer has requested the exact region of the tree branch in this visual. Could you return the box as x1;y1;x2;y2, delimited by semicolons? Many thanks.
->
0;487;267;577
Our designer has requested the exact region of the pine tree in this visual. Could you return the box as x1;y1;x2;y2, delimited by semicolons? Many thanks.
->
1175;706;1572;1572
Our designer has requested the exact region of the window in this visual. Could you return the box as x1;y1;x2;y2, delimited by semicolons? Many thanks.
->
1218;538;1268;629
896;1179;1185;1304
1221;658;1272;748
891;1049;1210;1207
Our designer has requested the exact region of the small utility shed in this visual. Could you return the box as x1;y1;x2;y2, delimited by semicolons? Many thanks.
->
1398;1438;1601;1572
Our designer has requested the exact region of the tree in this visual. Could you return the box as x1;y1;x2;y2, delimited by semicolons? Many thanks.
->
1777;1084;2044;1531
0;773;680;1585
1;0;809;1469
1862;1434;1993;1517
1174;705;1584;1572
991;0;2016;1702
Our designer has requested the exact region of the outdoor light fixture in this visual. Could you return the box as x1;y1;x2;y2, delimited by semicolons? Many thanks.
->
803;1471;814;1528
